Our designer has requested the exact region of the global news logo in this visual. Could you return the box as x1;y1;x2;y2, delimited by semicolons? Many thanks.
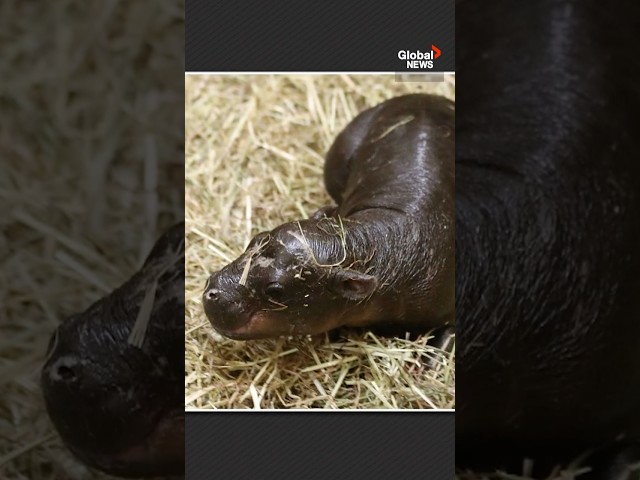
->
398;45;441;69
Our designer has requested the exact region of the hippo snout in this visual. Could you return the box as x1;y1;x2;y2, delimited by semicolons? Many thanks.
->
203;271;255;332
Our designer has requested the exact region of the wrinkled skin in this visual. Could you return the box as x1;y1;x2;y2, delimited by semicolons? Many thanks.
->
204;94;455;340
456;0;640;477
41;222;185;478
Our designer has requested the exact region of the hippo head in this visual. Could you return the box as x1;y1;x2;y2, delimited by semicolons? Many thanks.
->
203;216;380;339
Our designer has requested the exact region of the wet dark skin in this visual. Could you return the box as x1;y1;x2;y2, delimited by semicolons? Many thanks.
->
455;0;640;478
41;222;185;478
203;94;455;341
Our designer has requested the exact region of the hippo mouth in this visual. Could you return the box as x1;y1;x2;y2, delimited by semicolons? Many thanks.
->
211;310;285;340
213;309;342;340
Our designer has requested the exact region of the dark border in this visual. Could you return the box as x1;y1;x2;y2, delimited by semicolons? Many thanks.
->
186;0;454;72
186;411;454;480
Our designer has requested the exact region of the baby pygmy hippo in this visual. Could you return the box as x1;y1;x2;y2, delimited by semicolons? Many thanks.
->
203;94;455;340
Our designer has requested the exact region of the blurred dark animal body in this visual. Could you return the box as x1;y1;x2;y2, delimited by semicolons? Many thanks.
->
455;0;640;476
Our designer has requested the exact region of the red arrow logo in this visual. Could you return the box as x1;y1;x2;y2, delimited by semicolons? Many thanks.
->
432;44;441;59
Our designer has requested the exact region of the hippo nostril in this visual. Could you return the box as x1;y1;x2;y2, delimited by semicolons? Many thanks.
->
47;356;81;382
57;365;76;381
204;288;219;301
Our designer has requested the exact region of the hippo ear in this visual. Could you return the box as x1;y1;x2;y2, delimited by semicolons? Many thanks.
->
330;269;378;300
310;205;337;220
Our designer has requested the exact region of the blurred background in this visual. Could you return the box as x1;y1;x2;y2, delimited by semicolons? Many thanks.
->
0;1;184;478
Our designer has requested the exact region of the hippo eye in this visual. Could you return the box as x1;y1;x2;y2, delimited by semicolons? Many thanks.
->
264;282;285;302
